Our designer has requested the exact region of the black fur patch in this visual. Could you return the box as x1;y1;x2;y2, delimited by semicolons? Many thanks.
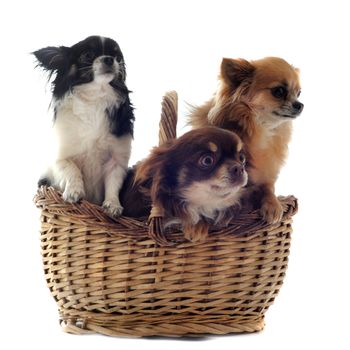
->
34;35;135;134
119;167;151;217
33;36;127;99
107;90;135;137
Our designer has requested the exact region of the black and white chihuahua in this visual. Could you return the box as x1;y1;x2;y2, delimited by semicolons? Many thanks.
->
34;35;134;217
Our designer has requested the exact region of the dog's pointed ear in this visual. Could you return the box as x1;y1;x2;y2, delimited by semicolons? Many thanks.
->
32;46;69;71
221;58;255;89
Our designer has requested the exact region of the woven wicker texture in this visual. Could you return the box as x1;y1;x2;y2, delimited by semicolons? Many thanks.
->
34;91;298;337
148;91;178;246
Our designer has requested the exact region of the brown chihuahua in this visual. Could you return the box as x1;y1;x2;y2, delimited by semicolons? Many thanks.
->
120;127;248;242
189;57;303;223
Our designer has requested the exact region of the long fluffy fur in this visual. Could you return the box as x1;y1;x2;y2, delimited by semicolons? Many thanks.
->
120;127;248;242
34;36;134;217
189;57;303;223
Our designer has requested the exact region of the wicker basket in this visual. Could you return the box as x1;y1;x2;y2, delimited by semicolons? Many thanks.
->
34;91;298;337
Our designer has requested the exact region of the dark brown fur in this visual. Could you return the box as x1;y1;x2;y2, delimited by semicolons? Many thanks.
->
189;57;303;223
120;127;247;242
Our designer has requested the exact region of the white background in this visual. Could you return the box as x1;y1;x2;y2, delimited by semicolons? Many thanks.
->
1;0;349;349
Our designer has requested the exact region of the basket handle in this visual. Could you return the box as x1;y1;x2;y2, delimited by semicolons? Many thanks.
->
148;91;178;246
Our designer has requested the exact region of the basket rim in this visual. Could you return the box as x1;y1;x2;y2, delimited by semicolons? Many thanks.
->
34;185;297;244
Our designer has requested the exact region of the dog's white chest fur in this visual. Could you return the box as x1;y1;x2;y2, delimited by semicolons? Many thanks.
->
180;181;243;224
51;81;132;205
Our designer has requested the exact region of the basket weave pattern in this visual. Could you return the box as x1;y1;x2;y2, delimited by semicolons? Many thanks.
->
34;92;297;337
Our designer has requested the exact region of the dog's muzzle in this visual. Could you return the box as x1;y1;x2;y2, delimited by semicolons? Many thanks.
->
94;56;117;76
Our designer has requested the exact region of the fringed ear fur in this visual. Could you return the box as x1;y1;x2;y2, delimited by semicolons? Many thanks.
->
208;101;255;138
207;58;256;137
134;142;180;217
221;58;255;90
32;46;69;72
134;145;169;186
107;94;135;138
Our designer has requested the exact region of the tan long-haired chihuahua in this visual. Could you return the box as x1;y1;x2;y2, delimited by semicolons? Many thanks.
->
189;57;303;223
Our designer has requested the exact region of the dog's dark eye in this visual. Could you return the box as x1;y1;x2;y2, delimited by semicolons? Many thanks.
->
297;90;301;98
239;152;246;164
115;53;124;63
80;51;94;63
199;154;215;168
112;48;123;62
271;86;288;99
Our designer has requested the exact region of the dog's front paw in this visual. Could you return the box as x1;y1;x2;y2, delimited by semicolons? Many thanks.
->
260;197;284;224
63;184;85;203
103;198;123;218
183;222;209;243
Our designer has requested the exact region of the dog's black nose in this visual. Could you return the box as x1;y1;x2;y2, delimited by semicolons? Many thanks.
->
103;56;114;66
230;164;244;178
293;101;304;113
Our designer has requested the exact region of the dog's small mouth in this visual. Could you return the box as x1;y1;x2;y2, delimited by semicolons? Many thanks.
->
229;171;248;187
273;111;299;119
93;62;117;78
101;68;116;75
210;186;237;199
211;173;247;194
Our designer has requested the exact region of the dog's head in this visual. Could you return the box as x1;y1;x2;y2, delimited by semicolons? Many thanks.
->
220;57;303;127
33;36;126;99
135;127;248;223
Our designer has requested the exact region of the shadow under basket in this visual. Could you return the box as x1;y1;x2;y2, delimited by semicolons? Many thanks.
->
34;91;298;337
